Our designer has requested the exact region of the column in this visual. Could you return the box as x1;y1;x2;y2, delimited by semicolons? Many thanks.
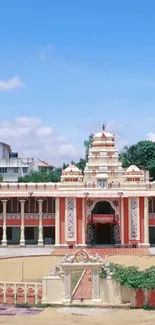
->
1;200;7;247
120;197;124;245
55;198;60;246
64;268;72;303
128;198;140;244
65;198;76;244
38;199;44;247
82;198;86;245
144;197;150;247
19;200;26;247
92;267;102;303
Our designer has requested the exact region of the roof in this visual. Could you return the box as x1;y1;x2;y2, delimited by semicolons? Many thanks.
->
37;159;54;168
94;131;113;138
0;142;12;153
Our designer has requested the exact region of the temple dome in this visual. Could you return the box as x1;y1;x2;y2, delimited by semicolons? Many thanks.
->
61;164;83;182
126;165;140;172
123;164;144;177
94;131;113;138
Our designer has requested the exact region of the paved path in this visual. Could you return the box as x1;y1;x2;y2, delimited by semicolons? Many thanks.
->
0;247;53;259
73;269;92;301
52;247;149;256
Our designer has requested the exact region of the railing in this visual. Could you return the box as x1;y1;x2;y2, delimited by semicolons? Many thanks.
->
0;281;43;305
0;213;55;220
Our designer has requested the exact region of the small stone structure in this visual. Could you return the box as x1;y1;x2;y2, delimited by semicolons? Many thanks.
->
42;249;113;304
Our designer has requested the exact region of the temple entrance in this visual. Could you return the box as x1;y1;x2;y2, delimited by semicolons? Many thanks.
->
96;223;111;245
87;200;116;245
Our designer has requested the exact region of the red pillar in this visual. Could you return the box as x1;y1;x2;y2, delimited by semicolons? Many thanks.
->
60;198;65;245
76;198;82;245
139;197;144;244
124;198;129;244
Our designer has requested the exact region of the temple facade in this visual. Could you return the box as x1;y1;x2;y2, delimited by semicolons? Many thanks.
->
0;128;155;247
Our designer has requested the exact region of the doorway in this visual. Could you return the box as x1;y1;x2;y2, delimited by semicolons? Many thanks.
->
96;223;111;244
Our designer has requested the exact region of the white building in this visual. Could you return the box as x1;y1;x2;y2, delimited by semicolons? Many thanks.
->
0;142;53;182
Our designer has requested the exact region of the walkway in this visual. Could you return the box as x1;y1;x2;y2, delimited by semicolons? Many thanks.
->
72;270;92;301
0;247;54;259
52;247;149;256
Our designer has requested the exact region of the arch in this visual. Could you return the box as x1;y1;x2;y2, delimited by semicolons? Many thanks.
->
86;199;120;245
0;287;4;303
27;287;35;305
16;287;25;305
87;198;119;215
92;201;115;215
6;287;14;305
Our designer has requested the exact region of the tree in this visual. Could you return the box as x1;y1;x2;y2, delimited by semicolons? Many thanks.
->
18;169;61;183
84;133;94;162
0;174;3;182
120;141;155;180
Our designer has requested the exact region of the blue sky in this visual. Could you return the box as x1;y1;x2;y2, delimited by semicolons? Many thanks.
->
0;0;155;164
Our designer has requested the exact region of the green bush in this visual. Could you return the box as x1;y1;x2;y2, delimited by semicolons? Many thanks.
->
101;264;155;290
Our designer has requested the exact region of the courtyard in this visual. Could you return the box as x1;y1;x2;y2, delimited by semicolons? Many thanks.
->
0;307;154;325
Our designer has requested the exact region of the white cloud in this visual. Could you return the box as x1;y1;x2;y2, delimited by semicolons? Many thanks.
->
0;117;80;165
0;76;24;92
38;45;53;60
147;132;155;141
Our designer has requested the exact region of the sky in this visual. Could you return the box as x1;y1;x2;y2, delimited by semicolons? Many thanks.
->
0;0;155;165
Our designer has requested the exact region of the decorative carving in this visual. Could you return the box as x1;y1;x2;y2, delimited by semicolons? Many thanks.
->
87;199;93;207
93;269;99;299
113;200;119;208
130;199;139;240
64;269;71;300
113;223;120;242
87;224;96;243
74;250;89;263
67;199;75;239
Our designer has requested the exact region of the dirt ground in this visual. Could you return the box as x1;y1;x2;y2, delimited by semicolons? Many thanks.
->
1;254;155;282
0;308;155;325
0;256;61;282
107;255;155;270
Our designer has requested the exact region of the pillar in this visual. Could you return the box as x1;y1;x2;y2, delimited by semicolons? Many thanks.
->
1;200;7;247
144;197;150;247
38;199;44;247
92;268;102;303
65;198;76;245
82;198;86;245
128;198;140;245
19;200;26;247
63;268;72;303
55;197;60;246
120;197;124;245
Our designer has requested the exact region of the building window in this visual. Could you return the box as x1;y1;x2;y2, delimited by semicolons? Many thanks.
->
23;167;28;174
13;167;18;173
97;179;107;188
0;168;7;174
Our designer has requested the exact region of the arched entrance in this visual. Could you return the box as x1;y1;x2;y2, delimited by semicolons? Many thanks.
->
87;201;116;245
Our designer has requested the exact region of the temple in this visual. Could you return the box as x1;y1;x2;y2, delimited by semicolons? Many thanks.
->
0;127;155;247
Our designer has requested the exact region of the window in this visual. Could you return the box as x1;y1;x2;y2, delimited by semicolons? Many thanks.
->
0;168;7;173
97;179;107;188
23;167;28;174
13;167;18;173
